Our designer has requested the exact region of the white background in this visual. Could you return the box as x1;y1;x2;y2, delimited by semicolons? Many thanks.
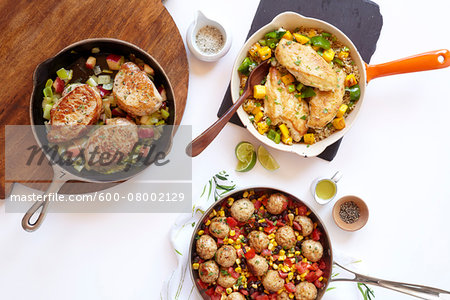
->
1;0;449;299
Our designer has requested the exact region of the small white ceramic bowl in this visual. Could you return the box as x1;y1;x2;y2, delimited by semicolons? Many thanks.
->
186;11;232;62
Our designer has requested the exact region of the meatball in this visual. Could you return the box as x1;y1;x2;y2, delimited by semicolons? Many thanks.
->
230;198;255;222
248;231;269;253
227;292;246;300
209;217;230;239
295;282;317;300
247;254;269;276
262;270;285;292
275;226;297;250
196;235;217;260
217;268;237;288
266;193;288;215
215;245;237;268
277;292;290;300
294;216;314;236
198;260;219;284
301;240;323;262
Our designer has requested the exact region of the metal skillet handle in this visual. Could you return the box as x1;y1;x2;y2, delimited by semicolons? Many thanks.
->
332;262;450;299
366;49;450;83
22;170;68;232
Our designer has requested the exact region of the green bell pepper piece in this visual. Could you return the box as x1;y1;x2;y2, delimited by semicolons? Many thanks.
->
301;87;316;98
310;36;331;50
345;84;361;101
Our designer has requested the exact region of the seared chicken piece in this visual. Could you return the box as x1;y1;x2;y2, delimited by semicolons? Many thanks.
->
48;84;102;143
275;38;338;91
265;67;309;141
113;62;162;116
307;70;346;129
84;118;138;172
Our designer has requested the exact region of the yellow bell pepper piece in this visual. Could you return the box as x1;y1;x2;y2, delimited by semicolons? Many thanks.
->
332;117;346;130
283;31;293;41
336;104;348;118
258;46;271;60
338;51;349;59
279;124;290;138
254;111;264;123
281;74;295;85
252;106;261;115
303;133;315;145
323;49;335;63
282;135;293;145
308;29;317;37
293;33;310;45
345;74;358;87
257;122;269;135
253;85;266;99
249;42;261;58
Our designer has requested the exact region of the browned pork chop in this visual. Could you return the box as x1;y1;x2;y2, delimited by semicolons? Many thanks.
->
113;62;162;116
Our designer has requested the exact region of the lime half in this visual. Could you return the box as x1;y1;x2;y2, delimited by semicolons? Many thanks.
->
235;142;255;163
257;145;280;171
236;150;257;172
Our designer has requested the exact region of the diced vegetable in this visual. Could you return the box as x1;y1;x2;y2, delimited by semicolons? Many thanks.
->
265;117;272;126
106;54;124;70
102;82;113;90
283;31;293;40
322;49;335;63
301;87;316;98
238;57;256;76
249;43;261;58
93;65;102;75
67;69;73;81
53;77;65;94
336;104;348;118
160;108;170;119
42;97;53;108
345;74;358;87
43;103;53;120
279;124;290;138
91;47;100;54
98;75;111;85
281;74;295;85
293;33;310;44
257;46;272;60
43;86;53;98
138;127;154;138
252;107;262;116
97;86;111;98
85;56;96;69
258;39;267;46
112;108;126;117
248;115;255;122
253;85;266;99
144;64;155;76
310;36;331;50
86;77;98;87
338;51;349;59
267;129;281;144
296;83;304;91
345;84;361;101
257;122;269;134
321;32;332;37
254;111;264;123
56;68;70;80
45;79;53;88
308;29;317;37
332;117;346;130
287;84;296;93
303;133;315;145
332;58;344;67
282;135;293;145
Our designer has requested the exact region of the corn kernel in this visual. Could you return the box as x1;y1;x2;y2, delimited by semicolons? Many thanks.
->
336;104;348;118
289;293;294;299
278;255;285;261
303;133;315;145
226;288;233;294
268;234;275;239
258;218;266;223
288;213;294;224
295;251;301;256
273;264;279;270
243;283;247;288
253;85;266;99
254;111;264;123
249;42;262;58
283;31;293;40
258;46;272;60
288;272;294;280
319;276;323;281
198;230;204;235
205;220;211;226
306;211;311;216
233;285;239;291
281;74;295;85
287;253;294;258
345;74;358;87
243;191;249;198
332;117;346;130
227;197;234;206
338;51;349;59
294;232;299;237
300;271;308;278
323;48;335;63
259;227;264;231
229;230;236;237
302;258;308;263
297;235;304;241
293;33;310;44
192;263;199;270
218;210;225;217
235;267;242;273
269;260;273;266
279;124;290;138
210;209;217;217
279;250;286;256
278;289;284;294
272;241;278;247
268;243;274;250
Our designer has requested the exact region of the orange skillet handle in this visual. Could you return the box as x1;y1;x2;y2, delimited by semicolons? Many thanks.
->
365;49;450;83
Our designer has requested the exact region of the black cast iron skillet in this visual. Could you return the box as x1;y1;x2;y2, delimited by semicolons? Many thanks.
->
189;187;450;299
24;38;176;232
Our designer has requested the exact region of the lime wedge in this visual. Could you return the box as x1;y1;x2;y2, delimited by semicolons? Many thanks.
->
257;145;280;171
235;142;255;163
236;150;257;172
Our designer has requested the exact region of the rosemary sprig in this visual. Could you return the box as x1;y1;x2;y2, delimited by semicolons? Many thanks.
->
358;283;375;300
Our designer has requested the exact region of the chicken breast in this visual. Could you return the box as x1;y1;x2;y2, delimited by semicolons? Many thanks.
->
47;84;102;143
307;70;346;129
113;62;162;116
275;38;337;91
265;67;308;141
84;118;138;172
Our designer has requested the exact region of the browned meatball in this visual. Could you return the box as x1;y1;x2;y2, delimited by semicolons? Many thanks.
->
247;254;269;276
275;226;297;250
217;268;237;288
230;198;255;222
198;260;219;284
262;270;285;292
248;231;269;253
209;217;230;239
215;245;237;268
227;292;246;300
266;193;288;215
301;240;323;262
196;235;217;260
294;215;314;236
295;282;317;300
277;291;290;300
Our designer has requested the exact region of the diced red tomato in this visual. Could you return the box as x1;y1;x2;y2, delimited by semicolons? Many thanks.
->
284;258;293;267
204;227;210;235
284;282;296;293
228;267;240;279
288;199;294;209
278;271;288;279
305;270;323;283
236;248;244;258
295;261;308;274
138;127;154;139
318;259;327;270
264;224;276;234
261;249;272;256
281;200;288;211
250;292;260;299
216;238;224;245
248;276;258;283
240;289;249;296
197;279;209;290
272;254;279;261
269;294;278;300
53;77;65;94
315;269;324;278
314;279;325;289
205;287;215;296
293;221;302;232
244;248;256;260
255;295;269;300
226;217;238;228
307;263;319;271
276;221;285;227
311;228;322;241
261;196;268;207
254;200;262;210
298;205;308;216
210;294;221;300
215;285;225;294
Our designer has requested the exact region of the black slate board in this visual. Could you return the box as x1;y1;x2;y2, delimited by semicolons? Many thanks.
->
218;0;383;161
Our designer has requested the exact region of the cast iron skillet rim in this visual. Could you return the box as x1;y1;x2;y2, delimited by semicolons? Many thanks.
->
188;186;333;299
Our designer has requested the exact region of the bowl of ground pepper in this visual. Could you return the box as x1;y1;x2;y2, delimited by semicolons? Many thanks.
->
332;195;369;231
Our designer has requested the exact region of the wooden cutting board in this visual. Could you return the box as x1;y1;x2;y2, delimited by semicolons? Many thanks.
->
0;0;189;199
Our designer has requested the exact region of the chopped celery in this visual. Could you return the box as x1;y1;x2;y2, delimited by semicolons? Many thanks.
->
102;69;113;74
98;75;111;85
86;77;98;87
160;108;170;119
267;129;277;140
45;79;53;88
93;65;102;75
155;120;165;126
102;82;113;90
333;58;344;67
265;117;272;126
42;97;53;108
56;68;69;80
43;103;53;120
43;86;53;98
